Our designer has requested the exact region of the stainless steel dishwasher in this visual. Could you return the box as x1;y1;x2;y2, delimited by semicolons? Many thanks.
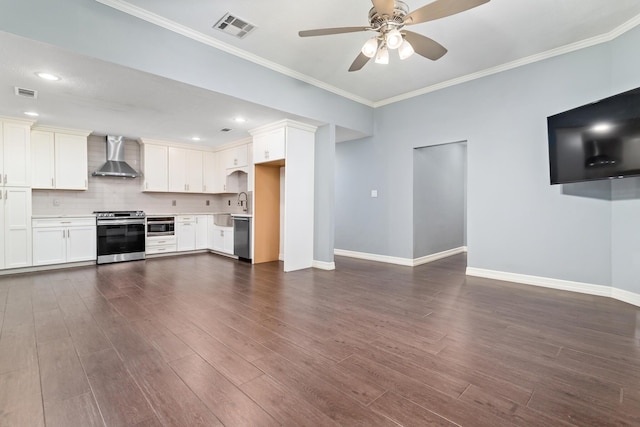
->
233;216;251;260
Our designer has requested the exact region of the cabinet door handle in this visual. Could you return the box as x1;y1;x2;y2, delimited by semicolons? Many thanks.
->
3;174;6;184
203;184;206;192
265;150;269;159
4;190;6;199
85;179;87;187
52;177;55;187
158;248;166;251
145;182;149;190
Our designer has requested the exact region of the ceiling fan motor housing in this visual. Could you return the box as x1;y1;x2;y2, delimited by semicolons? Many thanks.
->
368;0;409;32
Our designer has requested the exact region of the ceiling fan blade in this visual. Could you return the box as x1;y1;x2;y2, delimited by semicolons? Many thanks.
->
299;27;370;37
404;0;490;25
371;0;395;16
348;52;371;72
403;31;447;60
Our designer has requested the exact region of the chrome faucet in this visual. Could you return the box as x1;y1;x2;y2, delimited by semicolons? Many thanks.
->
237;192;248;213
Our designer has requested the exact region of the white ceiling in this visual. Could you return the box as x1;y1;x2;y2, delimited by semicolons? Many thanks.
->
2;0;640;147
106;0;640;103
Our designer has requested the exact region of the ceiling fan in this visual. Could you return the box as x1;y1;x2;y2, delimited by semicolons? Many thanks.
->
299;0;490;71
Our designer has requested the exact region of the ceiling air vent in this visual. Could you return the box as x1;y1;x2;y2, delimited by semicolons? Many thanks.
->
213;13;256;39
14;87;38;99
220;128;232;132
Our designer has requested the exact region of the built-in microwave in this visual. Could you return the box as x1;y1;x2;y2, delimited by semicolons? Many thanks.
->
146;216;175;237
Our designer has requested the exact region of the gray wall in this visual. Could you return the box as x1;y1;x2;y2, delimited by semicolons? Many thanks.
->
0;0;373;142
336;27;640;287
413;143;466;258
314;124;336;264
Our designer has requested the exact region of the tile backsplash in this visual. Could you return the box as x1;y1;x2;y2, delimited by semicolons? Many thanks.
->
32;135;249;215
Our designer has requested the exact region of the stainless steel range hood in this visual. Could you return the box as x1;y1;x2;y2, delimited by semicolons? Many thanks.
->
93;135;140;178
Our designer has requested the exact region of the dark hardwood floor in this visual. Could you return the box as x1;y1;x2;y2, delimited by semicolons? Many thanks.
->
0;253;639;426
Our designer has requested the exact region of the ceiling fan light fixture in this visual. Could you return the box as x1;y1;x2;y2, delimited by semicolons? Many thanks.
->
398;39;415;60
361;37;378;58
386;29;403;49
375;46;389;64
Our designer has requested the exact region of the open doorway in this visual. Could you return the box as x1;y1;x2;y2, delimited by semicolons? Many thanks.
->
413;141;467;262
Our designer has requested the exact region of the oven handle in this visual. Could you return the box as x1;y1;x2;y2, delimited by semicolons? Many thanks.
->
97;219;145;226
147;220;175;225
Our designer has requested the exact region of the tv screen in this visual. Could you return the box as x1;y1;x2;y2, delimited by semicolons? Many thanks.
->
547;87;640;185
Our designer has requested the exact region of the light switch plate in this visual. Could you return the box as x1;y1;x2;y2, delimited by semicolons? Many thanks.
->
371;190;378;198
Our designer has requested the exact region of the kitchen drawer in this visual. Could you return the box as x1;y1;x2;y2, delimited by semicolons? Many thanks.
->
146;244;176;254
33;217;96;228
146;236;176;247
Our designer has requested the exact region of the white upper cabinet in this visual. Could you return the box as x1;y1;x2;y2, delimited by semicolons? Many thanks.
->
142;143;168;192
142;138;249;194
169;147;203;193
2;119;32;187
185;149;203;193
203;151;221;193
252;127;285;164
31;127;90;190
55;133;88;190
31;130;55;189
221;145;248;169
168;146;187;193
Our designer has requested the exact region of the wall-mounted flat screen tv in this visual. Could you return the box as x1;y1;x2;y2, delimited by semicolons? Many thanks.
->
547;87;640;185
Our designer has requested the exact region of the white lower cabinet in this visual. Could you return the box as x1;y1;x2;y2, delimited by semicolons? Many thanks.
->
212;226;234;255
146;235;176;255
2;187;32;269
195;215;209;250
32;217;96;266
176;215;208;251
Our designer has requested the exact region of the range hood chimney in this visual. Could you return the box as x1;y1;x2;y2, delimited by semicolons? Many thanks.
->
93;135;140;178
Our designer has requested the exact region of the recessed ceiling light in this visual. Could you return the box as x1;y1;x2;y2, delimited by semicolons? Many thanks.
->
24;111;39;117
192;136;201;141
35;72;60;81
591;123;612;133
233;117;246;123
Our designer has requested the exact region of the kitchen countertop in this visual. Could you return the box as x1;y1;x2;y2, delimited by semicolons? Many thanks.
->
147;212;243;216
32;214;96;218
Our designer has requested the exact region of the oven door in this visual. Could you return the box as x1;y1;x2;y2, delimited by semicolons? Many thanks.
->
97;219;145;262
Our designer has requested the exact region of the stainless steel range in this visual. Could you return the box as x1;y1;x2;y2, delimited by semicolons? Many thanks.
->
95;210;146;264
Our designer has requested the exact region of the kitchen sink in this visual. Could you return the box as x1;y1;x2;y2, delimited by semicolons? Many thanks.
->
213;213;233;227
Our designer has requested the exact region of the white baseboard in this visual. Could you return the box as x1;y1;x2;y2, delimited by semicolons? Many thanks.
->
0;260;96;275
611;287;640;307
312;260;336;270
334;249;414;266
413;246;467;266
466;267;640;308
334;246;467;267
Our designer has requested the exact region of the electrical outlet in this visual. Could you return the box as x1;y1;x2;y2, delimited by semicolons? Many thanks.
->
206;200;210;206
228;200;231;206
172;200;176;206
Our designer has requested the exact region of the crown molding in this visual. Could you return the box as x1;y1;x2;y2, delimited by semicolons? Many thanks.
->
374;13;640;107
96;0;640;109
95;0;374;107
